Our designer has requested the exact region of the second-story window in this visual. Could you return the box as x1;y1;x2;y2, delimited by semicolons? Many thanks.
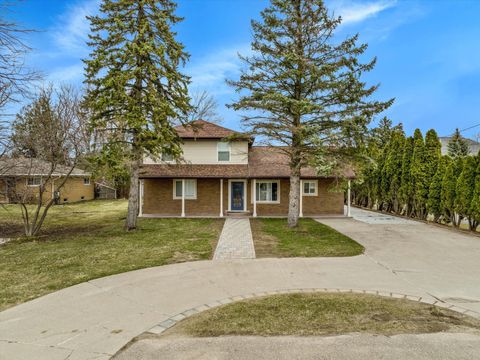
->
161;152;174;162
217;142;230;162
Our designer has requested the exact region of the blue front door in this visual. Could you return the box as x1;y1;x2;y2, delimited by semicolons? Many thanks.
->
231;182;245;211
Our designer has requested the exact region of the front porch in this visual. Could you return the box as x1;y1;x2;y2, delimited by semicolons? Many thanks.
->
139;177;351;218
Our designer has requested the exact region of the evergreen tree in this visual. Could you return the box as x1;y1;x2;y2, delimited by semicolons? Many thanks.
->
84;0;191;230
424;129;442;184
411;129;428;219
447;128;469;158
427;156;448;223
441;157;464;226
470;152;480;230
399;136;414;216
455;156;478;230
383;128;405;213
227;0;393;227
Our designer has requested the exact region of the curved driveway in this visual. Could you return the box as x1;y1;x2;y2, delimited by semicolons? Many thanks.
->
1;208;480;359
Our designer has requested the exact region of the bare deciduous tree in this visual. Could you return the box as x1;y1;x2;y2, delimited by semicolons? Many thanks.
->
6;85;87;236
188;90;222;124
0;1;40;114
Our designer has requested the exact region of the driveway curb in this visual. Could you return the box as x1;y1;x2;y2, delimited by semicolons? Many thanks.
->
144;287;480;337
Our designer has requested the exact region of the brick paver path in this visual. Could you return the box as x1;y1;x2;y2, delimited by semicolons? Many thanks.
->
213;218;256;260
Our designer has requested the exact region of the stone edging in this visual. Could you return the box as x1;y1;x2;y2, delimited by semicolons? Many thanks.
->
146;288;480;335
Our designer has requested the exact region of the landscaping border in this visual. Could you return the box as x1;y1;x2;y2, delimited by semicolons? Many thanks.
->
145;288;480;336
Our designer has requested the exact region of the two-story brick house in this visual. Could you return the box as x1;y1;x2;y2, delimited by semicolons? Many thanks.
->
139;120;353;217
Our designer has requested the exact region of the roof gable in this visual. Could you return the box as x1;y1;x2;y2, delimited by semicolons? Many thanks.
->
175;120;241;139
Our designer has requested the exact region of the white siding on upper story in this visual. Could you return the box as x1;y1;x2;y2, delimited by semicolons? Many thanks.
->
144;140;249;165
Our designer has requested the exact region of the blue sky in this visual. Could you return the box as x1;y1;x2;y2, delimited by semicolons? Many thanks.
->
7;0;480;139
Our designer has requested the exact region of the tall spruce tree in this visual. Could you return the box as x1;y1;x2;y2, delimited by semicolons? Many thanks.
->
427;156;448;223
455;155;478;230
398;136;414;216
447;128;470;159
84;0;191;230
228;0;393;227
411;129;429;219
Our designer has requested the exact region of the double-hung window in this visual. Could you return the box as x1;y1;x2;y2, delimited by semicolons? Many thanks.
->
254;180;279;203
83;178;91;185
217;142;230;162
173;179;197;199
26;177;41;186
302;180;318;196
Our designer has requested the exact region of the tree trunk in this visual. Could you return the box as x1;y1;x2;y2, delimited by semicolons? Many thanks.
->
125;147;142;231
288;172;301;228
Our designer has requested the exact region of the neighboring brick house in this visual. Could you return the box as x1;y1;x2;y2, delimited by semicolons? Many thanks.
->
0;158;94;204
140;120;353;217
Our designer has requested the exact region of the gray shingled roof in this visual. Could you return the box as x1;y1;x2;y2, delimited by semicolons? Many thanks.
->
0;157;90;177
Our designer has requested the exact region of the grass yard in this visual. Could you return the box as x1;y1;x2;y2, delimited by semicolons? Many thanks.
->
169;293;480;337
251;218;364;257
0;200;224;311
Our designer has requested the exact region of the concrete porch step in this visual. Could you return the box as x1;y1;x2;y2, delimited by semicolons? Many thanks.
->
226;211;252;217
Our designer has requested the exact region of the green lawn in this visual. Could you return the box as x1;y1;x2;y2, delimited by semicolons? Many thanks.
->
251;218;364;257
0;200;224;311
169;293;480;337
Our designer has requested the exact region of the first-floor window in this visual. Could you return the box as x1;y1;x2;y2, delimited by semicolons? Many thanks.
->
303;180;318;196
26;177;41;186
254;181;279;203
174;179;197;199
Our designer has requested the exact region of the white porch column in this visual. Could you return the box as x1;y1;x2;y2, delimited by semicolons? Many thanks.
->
219;179;224;217
347;180;351;217
181;179;185;217
253;179;257;217
139;179;144;216
299;180;303;218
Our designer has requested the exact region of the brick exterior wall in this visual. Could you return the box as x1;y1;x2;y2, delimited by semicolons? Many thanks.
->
142;178;344;216
143;178;221;216
1;176;94;204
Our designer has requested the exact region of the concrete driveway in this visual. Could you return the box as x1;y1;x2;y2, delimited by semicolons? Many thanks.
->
1;208;480;359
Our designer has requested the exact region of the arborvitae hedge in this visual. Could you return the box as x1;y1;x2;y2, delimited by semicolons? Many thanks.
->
352;128;479;231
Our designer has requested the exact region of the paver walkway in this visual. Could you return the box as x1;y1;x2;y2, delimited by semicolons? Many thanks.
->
213;218;255;260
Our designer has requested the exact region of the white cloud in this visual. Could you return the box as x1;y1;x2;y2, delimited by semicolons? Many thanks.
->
51;0;99;56
186;44;252;95
330;0;397;25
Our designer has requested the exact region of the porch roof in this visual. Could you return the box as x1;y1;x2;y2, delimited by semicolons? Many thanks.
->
140;146;355;179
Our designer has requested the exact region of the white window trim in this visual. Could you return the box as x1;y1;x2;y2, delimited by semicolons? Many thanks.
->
83;178;91;185
228;179;247;211
251;180;280;204
173;179;197;200
302;180;318;196
217;142;231;162
26;177;41;187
